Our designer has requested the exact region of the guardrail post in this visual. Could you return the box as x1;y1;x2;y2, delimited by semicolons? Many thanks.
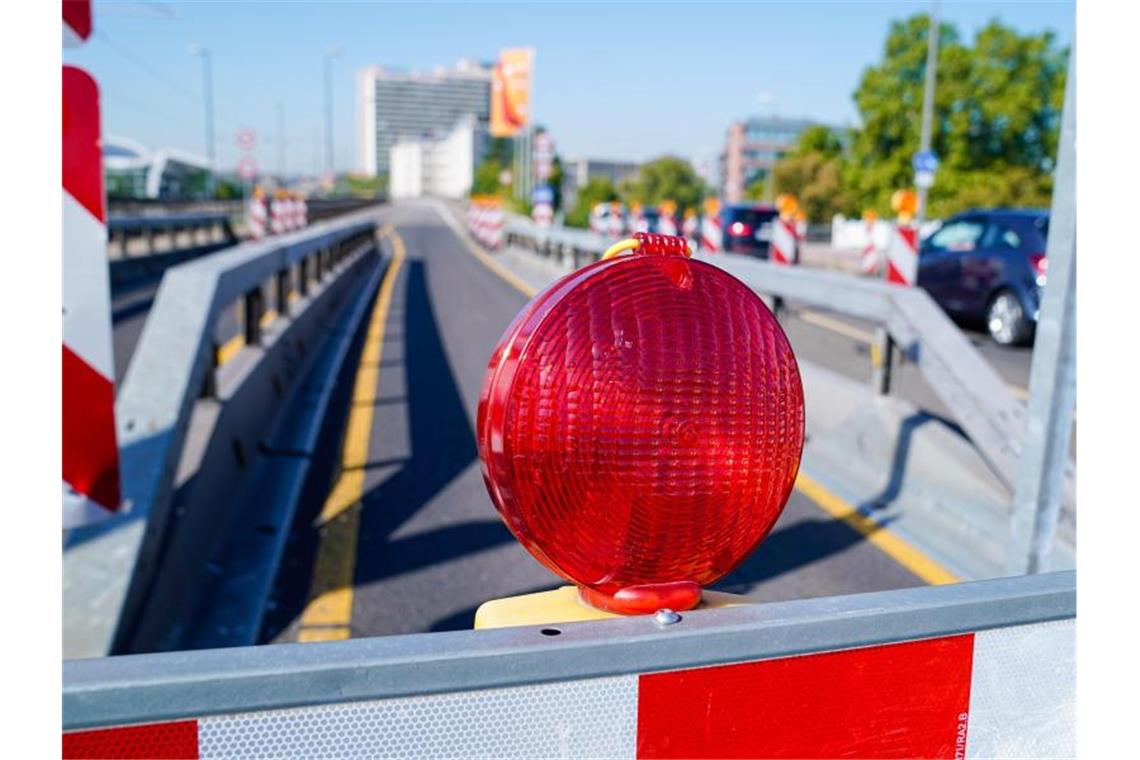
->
244;287;264;346
297;259;309;297
870;327;894;395
201;343;219;399
276;270;290;317
1005;54;1076;575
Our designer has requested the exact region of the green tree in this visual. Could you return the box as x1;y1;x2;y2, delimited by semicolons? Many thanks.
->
472;158;505;196
848;14;1067;217
769;126;855;220
565;176;618;229
618;156;707;211
743;176;766;201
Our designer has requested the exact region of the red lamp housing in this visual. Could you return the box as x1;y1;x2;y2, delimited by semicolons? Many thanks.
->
477;233;805;614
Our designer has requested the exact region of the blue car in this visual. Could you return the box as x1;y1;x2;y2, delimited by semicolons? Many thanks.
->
917;209;1049;346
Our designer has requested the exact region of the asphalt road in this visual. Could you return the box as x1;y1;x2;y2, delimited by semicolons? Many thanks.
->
263;202;927;643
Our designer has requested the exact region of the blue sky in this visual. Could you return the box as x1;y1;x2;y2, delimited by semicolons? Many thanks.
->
65;1;1074;177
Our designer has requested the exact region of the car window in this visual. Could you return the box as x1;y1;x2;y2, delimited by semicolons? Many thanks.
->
982;223;1021;250
926;219;985;253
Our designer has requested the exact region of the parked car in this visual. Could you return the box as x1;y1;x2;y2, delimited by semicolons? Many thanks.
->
916;209;1049;346
720;203;779;257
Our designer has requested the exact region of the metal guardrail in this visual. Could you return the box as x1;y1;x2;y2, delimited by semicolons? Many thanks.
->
506;220;1028;490
107;212;236;258
63;570;1074;731
64;210;383;659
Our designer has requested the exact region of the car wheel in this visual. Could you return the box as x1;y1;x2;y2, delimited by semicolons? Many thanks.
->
987;290;1030;346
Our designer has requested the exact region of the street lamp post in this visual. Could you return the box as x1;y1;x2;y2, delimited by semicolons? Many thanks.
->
916;2;941;222
323;47;343;176
189;44;216;195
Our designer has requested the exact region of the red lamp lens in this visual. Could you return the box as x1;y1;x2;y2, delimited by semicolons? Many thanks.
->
477;248;804;613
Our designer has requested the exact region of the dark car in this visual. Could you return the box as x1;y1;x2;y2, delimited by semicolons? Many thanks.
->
720;203;779;257
917;209;1049;346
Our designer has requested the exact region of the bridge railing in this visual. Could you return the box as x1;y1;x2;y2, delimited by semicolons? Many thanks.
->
64;210;385;659
63;570;1074;758
107;212;236;259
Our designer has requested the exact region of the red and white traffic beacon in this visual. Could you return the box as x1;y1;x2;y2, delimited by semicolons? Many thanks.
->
474;232;805;627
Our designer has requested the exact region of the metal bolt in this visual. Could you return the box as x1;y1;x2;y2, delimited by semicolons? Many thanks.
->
654;608;681;626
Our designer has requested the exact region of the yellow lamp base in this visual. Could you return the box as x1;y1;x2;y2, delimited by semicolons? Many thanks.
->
474;585;754;630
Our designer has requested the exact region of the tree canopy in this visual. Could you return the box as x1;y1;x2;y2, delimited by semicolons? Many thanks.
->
564;176;619;228
771;14;1068;220
618;156;708;211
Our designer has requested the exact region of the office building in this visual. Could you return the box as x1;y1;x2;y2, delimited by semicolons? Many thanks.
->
389;116;488;199
721;116;816;202
561;157;642;209
357;59;491;177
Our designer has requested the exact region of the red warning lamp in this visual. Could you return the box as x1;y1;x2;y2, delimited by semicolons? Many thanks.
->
477;233;804;615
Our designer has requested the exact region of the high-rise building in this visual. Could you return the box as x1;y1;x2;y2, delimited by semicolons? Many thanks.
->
357;59;492;177
389;116;488;200
721;116;816;202
561;157;642;209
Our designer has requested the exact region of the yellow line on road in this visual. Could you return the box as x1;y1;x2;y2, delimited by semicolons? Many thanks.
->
794;471;959;586
296;227;405;643
798;309;877;343
434;202;537;298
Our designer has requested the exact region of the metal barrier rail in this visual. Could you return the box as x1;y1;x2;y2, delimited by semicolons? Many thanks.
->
107;212;237;258
64;210;383;659
63;571;1074;758
506;218;1033;492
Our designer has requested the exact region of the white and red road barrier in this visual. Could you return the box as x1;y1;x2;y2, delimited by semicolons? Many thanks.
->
886;223;919;285
681;213;699;252
771;217;798;266
62;617;1073;758
63;0;92;47
700;212;722;253
246;196;267;240
468;199;504;250
658;211;678;236
607;208;624;239
532;202;553;227
298;197;308;229
63;65;121;527
861;221;881;275
269;197;287;235
629;207;647;233
589;204;606;235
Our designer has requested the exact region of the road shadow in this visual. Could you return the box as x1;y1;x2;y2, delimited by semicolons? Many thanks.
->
712;515;884;596
859;411;940;513
261;259;516;642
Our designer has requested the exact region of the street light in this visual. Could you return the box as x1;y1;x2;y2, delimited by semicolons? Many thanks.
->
323;46;343;176
189;43;216;197
916;1;941;221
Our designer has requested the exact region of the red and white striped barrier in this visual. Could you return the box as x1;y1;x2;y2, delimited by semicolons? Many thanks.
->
63;0;92;47
62;617;1073;759
861;220;881;275
532;202;553;227
269;197;287;236
63;65;121;527
700;212;722;253
247;195;267;240
468;199;504;250
658;211;677;236
681;213;699;253
589;204;606;235
298;197;308;229
607;207;624;239
629;206;647;233
886;223;919;285
771;218;798;265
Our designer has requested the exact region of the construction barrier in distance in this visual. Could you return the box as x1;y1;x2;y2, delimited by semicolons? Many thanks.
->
468;196;505;250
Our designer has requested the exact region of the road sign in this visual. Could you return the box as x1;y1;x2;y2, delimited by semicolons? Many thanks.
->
912;150;939;174
915;170;936;189
531;184;554;206
237;157;258;182
236;128;257;152
533;132;555;181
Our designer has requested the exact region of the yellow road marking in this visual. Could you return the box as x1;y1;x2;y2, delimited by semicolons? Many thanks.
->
798;309;877;343
295;227;405;642
436;202;537;298
794;471;959;586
